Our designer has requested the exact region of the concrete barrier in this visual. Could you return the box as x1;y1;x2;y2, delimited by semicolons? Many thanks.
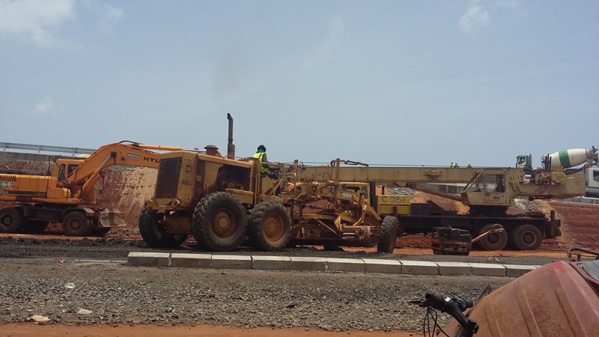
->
505;264;538;277
469;263;506;277
211;255;252;269
289;257;328;271
252;255;292;270
127;252;170;267
326;258;365;273
170;253;212;268
398;260;438;275
436;261;472;275
362;259;402;274
126;252;539;278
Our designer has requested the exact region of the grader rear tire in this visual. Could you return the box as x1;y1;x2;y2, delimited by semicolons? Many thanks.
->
193;192;247;251
139;207;188;248
248;201;291;251
377;216;399;253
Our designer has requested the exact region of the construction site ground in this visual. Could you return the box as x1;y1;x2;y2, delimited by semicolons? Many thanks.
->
1;164;599;337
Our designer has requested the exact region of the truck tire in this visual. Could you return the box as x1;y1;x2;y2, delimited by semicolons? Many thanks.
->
24;220;49;233
377;216;399;253
248;201;291;251
0;208;24;233
138;207;188;248
193;192;247;251
509;224;543;250
475;223;508;251
62;212;93;236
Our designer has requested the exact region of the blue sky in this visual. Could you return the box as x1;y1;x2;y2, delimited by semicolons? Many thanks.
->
1;0;598;167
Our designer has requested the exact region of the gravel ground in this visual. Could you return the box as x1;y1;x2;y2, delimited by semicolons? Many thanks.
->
0;258;511;332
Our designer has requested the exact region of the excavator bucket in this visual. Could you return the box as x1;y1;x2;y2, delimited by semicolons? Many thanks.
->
98;208;127;228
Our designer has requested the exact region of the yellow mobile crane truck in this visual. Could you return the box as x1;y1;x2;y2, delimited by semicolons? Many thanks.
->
288;158;584;251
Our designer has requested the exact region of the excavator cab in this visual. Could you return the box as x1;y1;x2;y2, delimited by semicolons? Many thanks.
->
54;159;83;183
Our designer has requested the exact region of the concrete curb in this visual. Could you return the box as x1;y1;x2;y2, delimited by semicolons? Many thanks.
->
127;252;539;277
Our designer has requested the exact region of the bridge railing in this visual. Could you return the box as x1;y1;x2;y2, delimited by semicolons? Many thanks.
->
0;142;95;156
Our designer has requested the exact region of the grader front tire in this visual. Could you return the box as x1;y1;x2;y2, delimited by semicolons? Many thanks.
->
193;192;248;251
377;216;399;253
248;201;291;251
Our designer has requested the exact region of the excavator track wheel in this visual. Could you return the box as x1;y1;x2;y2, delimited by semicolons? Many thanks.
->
0;208;24;233
248;201;291;251
62;212;93;236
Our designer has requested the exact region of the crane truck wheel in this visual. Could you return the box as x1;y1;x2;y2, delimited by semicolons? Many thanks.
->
62;211;93;236
377;216;399;253
474;223;508;251
192;192;248;252
248;201;291;251
138;207;188;248
0;208;24;233
509;224;542;250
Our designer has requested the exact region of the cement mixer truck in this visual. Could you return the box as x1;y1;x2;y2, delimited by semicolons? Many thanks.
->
517;147;599;198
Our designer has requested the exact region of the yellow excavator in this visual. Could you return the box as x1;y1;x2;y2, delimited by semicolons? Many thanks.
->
0;141;181;236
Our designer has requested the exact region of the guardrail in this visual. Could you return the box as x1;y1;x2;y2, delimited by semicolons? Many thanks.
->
562;196;599;205
0;142;95;156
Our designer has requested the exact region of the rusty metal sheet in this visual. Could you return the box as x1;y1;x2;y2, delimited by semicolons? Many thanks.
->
443;261;599;337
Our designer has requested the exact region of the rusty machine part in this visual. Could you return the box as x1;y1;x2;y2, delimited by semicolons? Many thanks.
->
568;246;599;261
431;227;473;256
431;224;506;255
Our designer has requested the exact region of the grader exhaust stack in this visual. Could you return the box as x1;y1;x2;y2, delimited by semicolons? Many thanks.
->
227;113;235;159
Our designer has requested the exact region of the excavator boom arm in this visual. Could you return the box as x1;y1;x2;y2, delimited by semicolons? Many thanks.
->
66;141;182;201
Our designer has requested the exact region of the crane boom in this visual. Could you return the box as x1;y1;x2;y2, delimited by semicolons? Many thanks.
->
293;158;586;208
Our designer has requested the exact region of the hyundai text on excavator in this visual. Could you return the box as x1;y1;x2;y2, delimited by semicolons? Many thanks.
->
139;115;586;252
0;141;181;236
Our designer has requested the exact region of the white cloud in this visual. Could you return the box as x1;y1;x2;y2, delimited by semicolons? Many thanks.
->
34;97;59;116
0;0;76;46
496;0;520;10
301;17;345;70
102;5;123;32
459;5;490;34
